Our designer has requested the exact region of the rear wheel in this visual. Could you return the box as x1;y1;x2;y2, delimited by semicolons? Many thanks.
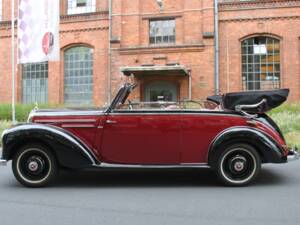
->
216;144;261;186
12;144;58;188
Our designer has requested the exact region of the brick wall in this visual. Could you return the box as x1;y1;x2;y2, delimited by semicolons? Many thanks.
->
218;0;300;101
0;0;300;105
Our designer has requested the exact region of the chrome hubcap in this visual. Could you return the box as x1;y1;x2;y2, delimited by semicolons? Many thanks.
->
28;161;39;172
229;156;248;173
26;157;45;174
234;161;245;172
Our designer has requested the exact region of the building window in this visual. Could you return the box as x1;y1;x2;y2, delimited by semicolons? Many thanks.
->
67;0;96;15
64;46;93;106
242;36;280;91
0;0;2;21
22;62;48;104
149;19;176;45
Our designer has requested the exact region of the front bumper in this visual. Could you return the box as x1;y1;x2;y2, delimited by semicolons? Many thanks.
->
287;148;300;162
0;148;7;166
0;159;7;166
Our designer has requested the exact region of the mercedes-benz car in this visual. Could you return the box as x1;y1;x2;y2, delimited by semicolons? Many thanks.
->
0;83;298;187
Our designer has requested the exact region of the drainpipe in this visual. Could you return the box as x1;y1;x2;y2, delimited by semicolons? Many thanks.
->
189;73;192;100
214;0;220;95
107;0;112;104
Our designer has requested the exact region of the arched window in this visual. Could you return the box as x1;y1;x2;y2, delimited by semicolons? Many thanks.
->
64;46;93;106
242;36;280;91
22;62;48;104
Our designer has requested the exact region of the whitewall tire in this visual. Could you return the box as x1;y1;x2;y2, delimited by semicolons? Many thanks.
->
12;144;58;188
216;144;261;186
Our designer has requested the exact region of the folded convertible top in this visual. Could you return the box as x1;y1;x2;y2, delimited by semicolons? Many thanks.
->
207;89;290;113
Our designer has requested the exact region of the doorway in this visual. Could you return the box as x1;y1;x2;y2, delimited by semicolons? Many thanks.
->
144;81;178;102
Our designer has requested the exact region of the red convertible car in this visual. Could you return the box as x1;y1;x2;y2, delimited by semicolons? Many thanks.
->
0;83;299;187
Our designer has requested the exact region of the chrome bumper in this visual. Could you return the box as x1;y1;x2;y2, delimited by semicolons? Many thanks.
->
0;159;7;166
0;148;7;166
288;148;300;162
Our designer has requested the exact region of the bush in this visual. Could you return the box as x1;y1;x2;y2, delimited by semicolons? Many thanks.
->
0;104;59;122
268;103;300;148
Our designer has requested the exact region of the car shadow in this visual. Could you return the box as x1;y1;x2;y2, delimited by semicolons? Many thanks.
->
51;166;287;188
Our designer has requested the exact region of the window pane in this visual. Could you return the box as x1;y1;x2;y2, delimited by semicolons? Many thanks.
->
241;36;281;91
22;62;48;104
0;0;2;21
67;0;96;15
149;19;176;45
64;46;94;106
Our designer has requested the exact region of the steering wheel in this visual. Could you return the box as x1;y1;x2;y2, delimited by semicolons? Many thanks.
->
128;100;134;110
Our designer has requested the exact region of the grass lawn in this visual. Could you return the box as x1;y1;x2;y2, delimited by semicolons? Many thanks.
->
0;103;300;148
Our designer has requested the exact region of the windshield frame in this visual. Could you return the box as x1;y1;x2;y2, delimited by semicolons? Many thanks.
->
107;83;137;112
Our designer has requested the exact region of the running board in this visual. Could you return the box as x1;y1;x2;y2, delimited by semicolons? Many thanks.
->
95;163;210;169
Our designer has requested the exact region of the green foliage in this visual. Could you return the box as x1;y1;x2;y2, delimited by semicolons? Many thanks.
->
0;120;12;146
268;103;300;148
0;104;59;122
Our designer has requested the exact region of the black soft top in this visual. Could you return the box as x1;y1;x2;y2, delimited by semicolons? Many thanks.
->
208;89;289;113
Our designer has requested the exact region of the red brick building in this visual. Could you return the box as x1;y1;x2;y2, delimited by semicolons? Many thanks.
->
0;0;299;106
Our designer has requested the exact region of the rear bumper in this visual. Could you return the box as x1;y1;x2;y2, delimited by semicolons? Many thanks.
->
287;148;300;162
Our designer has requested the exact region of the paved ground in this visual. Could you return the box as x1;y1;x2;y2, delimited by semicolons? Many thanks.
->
0;161;300;225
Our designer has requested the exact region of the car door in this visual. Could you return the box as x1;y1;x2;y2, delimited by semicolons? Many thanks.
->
101;111;181;165
181;112;243;163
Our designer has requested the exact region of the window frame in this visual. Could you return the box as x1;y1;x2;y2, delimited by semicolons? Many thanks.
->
63;46;94;106
67;0;96;15
0;0;2;21
22;62;49;104
241;36;281;91
149;18;176;45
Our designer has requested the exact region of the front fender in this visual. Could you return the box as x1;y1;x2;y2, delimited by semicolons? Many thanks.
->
208;127;286;165
1;124;98;169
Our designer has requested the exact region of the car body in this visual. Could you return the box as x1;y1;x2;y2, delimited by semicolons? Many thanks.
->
1;83;299;187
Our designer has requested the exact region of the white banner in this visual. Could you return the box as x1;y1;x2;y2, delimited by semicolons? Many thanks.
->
18;0;60;64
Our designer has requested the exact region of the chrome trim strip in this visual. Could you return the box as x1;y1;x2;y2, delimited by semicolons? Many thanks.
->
97;126;104;129
5;125;97;165
30;111;105;117
35;119;97;123
97;163;210;169
61;124;96;128
0;159;7;166
109;112;243;117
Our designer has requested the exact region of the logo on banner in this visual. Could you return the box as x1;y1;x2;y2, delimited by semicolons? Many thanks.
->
18;0;60;63
42;32;54;55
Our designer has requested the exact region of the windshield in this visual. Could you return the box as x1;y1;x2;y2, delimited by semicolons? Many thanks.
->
110;83;222;111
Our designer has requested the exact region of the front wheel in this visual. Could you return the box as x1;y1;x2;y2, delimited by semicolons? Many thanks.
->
216;144;261;186
12;144;58;188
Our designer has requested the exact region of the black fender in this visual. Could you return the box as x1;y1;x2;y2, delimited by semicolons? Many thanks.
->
1;124;98;169
208;127;286;166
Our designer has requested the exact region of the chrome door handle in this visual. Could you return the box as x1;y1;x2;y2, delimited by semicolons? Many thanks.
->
106;120;117;124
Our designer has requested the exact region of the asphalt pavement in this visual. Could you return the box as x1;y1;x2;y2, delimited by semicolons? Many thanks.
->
0;161;300;225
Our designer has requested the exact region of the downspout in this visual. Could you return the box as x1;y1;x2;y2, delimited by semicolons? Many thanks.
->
189;72;192;100
108;0;112;104
214;0;220;95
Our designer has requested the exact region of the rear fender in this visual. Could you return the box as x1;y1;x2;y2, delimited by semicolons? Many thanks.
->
208;127;286;166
